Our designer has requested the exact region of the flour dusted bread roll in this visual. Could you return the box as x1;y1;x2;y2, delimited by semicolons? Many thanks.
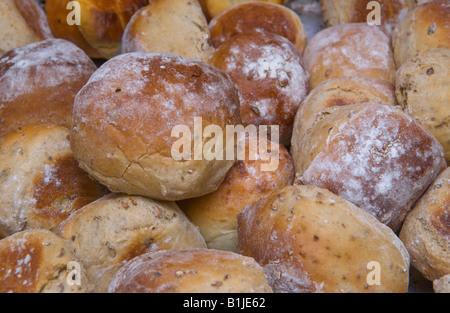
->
303;23;396;90
0;0;53;56
209;1;307;54
71;53;241;201
0;38;97;137
210;30;310;145
0;229;91;293
57;193;206;292
399;167;449;281
395;48;450;161
392;0;450;68
122;0;214;62
291;103;446;232
320;0;416;32
179;136;294;252
201;0;288;19
291;77;397;158
109;249;272;293
0;124;108;239
237;185;410;293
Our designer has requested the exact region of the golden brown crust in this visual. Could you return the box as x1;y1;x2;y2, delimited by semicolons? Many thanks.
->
208;1;307;54
179;137;294;252
392;0;450;67
395;48;450;162
292;103;446;232
0;124;108;238
237;185;410;293
209;30;310;145
303;23;396;90
71;52;241;201
108;249;273;293
0;229;91;293
57;193;206;292
202;0;288;19
399;167;450;281
0;39;97;137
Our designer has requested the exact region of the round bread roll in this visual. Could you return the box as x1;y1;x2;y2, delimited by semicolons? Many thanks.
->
237;185;410;293
395;48;450;162
392;0;450;68
433;274;450;293
45;0;103;59
71;52;241;201
303;23;396;90
178;136;294;252
291;77;397;159
210;30;310;145
320;0;416;32
108;249;273;293
0;38;97;137
74;0;149;59
57;193;206;292
0;229;91;293
0;0;53;56
200;0;288;20
208;1;307;54
0;124;108;239
399;167;449;281
122;0;215;62
291;103;447;232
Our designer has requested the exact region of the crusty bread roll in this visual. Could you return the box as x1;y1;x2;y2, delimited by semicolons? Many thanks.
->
57;193;206;292
210;30;310;145
0;0;53;56
237;185;410;293
0;229;91;293
208;1;307;54
291;77;397;159
0;38;97;137
392;0;450;68
395;48;450;162
201;0;288;20
433;274;450;293
45;0;103;59
71;53;241;201
399;167;449;281
179;136;294;252
0;124;108;239
320;0;416;32
291;103;447;232
122;0;214;62
108;249;273;293
303;23;396;90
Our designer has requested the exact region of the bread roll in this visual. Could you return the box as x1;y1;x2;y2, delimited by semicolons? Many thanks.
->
57;193;206;292
291;103;446;232
0;229;91;293
71;53;241;201
320;0;416;32
201;0;288;19
122;0;214;62
179;136;294;252
395;48;450;161
399;167;449;281
45;0;103;59
208;1;307;54
0;38;97;137
291;77;397;159
303;23;396;90
108;249;273;293
392;0;450;68
237;185;410;293
433;274;450;293
0;0;53;56
0;124;108;239
210;30;310;145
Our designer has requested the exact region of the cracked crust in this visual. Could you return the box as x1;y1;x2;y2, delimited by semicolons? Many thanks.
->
0;229;91;293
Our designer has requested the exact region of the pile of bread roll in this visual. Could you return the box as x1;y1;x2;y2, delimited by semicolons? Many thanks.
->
0;0;448;293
